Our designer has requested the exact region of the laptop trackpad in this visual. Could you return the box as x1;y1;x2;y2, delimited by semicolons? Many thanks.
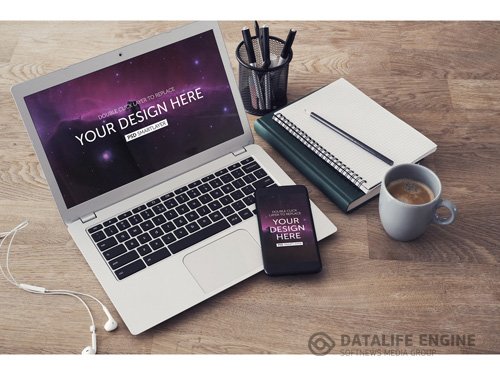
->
183;229;263;294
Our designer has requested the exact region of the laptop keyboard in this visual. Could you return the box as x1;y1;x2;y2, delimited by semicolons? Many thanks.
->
87;157;275;281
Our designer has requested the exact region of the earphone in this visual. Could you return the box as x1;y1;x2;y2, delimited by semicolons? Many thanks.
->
0;220;118;354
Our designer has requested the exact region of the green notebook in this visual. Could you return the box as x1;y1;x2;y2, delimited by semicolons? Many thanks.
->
254;78;437;212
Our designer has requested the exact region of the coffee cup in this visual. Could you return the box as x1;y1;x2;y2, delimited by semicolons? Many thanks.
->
379;164;457;241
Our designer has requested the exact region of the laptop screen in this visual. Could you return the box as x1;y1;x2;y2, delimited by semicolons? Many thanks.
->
24;30;243;209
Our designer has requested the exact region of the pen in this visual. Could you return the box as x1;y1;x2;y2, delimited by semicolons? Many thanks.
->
242;27;264;111
254;21;262;58
278;29;296;66
261;25;271;110
308;110;394;166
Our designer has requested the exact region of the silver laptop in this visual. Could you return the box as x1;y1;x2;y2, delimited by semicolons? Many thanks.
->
12;21;336;335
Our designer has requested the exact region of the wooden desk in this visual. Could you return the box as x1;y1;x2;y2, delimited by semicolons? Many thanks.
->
0;21;498;354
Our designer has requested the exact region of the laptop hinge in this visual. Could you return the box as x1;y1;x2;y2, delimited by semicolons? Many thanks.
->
232;147;247;156
80;212;97;224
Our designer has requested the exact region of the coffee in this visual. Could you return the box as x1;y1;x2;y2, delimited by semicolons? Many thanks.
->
387;178;435;205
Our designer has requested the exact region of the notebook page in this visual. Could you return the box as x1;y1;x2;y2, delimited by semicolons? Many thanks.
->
276;78;437;191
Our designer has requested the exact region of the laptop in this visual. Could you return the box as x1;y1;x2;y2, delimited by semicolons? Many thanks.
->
11;21;337;335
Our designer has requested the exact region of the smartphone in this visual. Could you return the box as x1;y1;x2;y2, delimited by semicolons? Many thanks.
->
255;185;321;276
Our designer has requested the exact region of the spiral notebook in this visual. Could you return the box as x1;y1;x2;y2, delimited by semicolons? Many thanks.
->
272;78;437;195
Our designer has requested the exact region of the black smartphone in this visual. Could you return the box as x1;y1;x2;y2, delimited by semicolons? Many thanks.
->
255;185;321;276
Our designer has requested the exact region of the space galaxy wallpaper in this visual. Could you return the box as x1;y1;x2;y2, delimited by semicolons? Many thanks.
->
25;30;243;208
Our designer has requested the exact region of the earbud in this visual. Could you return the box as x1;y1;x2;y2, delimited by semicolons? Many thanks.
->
82;325;97;355
102;306;118;332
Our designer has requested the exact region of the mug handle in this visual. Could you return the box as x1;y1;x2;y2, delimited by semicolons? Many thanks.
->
433;199;457;225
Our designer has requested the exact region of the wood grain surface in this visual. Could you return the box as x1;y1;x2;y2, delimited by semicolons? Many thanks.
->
0;21;498;354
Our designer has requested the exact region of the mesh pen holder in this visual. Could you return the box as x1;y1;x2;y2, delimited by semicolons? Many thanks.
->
236;36;292;115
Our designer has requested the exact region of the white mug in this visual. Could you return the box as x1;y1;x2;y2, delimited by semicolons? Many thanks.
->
379;164;457;241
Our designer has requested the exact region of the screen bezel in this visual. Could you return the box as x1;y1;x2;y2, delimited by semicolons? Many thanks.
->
11;21;253;224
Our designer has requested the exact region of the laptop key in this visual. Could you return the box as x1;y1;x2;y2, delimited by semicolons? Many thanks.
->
221;206;235;216
149;239;163;250
253;176;274;190
132;205;146;214
227;213;242;226
88;224;103;234
208;201;222;211
241;157;254;164
243;195;255;206
174;186;188;194
128;225;142;237
242;185;255;195
137;244;152;256
116;220;131;231
160;192;174;201
198;183;212;193
254;168;267;179
152;204;166;215
187;199;201;210
197;216;211;228
164;198;178;209
209;178;223;189
165;209;178;220
118;211;132;220
199;193;213;204
242;161;259;173
201;174;215;182
220;195;234;206
116;231;131;243
161;233;176;245
103;244;127;260
161;222;175;233
109;250;139;270
103;218;118;227
208;211;222;222
104;225;118;237
186;222;200;233
215;168;228;176
169;219;230;254
97;237;118;251
196;206;210;217
231;169;244;178
210;188;223;199
137;233;152;244
176;204;189;215
115;259;146;280
187;188;201;199
232;200;245;212
174;227;189;239
152;215;166;226
143;247;171;266
140;209;154;220
140;219;154;231
129;214;143;225
243;174;256;183
185;211;199;222
230;190;244;201
228;162;241;170
124;238;140;250
91;230;106;243
173;216;188;227
149;227;164;239
146;198;161;207
238;208;253;220
188;180;201;188
176;193;189;203
221;184;235;194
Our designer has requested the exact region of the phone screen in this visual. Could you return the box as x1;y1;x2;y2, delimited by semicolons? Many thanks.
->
255;185;321;276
